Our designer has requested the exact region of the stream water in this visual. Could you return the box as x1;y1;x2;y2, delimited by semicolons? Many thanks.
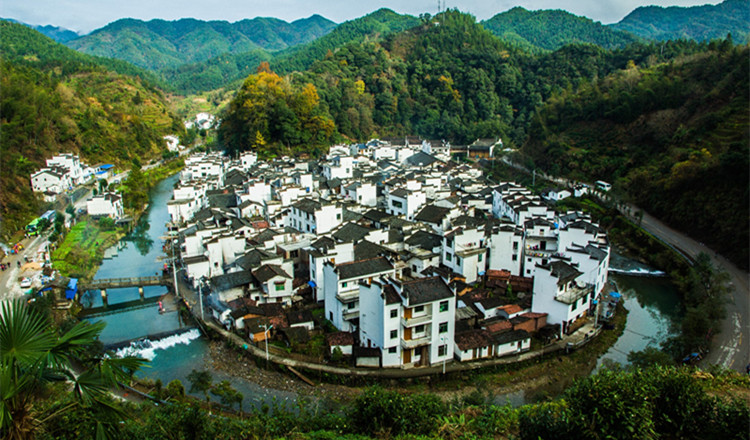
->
81;174;683;408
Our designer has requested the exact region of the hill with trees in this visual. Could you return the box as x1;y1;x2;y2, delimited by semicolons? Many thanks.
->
0;21;181;238
611;0;749;42
1;18;80;42
523;41;749;267
482;7;639;52
65;15;336;71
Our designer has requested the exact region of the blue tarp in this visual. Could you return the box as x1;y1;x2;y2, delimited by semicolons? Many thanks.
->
610;292;622;299
308;280;316;288
65;278;78;300
99;164;114;170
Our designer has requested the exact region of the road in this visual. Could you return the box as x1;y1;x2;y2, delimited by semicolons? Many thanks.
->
635;209;749;372
1;234;50;301
498;157;749;372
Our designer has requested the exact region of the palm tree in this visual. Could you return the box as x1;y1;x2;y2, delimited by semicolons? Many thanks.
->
0;299;146;439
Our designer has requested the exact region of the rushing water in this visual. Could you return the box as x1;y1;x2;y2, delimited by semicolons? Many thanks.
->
82;173;684;407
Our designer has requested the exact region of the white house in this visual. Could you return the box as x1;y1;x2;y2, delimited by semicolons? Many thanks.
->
86;192;124;219
323;256;395;332
386;188;426;221
358;276;455;368
488;224;524;276
308;237;354;301
287;198;342;234
30;168;69;194
164;135;181;152
251;263;294;306
531;261;594;336
343;181;377;207
442;227;486;284
322;156;354;181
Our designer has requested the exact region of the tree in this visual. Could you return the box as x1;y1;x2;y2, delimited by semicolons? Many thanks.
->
0;299;146;439
187;369;213;412
210;380;244;414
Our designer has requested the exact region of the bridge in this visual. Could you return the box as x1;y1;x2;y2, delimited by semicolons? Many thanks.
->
78;276;173;305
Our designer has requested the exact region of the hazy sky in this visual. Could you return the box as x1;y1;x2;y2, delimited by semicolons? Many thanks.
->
2;0;722;34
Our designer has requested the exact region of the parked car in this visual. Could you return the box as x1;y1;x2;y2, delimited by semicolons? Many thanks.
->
20;277;31;288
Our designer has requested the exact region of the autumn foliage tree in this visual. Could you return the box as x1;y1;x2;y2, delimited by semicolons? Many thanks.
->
218;67;334;158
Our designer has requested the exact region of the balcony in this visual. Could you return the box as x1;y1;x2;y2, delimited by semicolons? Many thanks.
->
555;284;593;305
401;313;431;327
336;290;358;304
343;309;359;320
401;334;431;349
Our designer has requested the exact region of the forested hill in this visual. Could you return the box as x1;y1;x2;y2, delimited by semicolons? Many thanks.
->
481;7;639;52
611;0;749;42
0;21;181;237
523;43;749;267
160;8;420;94
65;15;336;71
1;18;79;42
218;11;711;153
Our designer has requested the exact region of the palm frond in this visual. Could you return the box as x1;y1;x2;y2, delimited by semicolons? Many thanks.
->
0;300;56;367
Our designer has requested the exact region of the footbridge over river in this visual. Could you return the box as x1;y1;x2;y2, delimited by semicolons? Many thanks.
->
79;276;173;305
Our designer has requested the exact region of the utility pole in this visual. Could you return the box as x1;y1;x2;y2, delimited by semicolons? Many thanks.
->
171;238;180;299
264;324;274;365
199;277;205;321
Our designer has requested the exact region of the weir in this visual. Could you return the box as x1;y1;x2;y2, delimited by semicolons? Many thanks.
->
104;327;198;351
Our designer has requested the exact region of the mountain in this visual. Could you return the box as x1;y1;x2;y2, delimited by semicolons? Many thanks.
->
611;0;750;42
0;21;181;237
482;7;639;51
1;18;80;42
66;15;336;71
523;42;749;266
159;8;420;94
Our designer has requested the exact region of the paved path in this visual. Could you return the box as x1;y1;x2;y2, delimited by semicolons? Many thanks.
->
1;234;48;301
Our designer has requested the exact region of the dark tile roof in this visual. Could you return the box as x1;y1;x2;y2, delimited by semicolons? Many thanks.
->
252;264;291;282
235;248;277;270
293;198;322;214
455;329;492;351
383;284;401;305
492;329;530;344
414;205;451;223
405;230;443;250
207;192;238;209
286;309;313;325
210;271;253;291
544;261;581;285
354;240;396;260
311;236;336;251
333;222;373;243
390;188;409;198
363;209;391;223
401;276;453;305
405;151;440;167
337;256;393;280
249;228;280;245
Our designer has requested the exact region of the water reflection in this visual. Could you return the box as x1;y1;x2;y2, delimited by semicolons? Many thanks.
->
125;214;155;256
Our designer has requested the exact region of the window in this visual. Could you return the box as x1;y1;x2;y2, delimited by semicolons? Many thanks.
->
274;282;285;291
438;345;447;356
446;238;453;247
414;305;424;314
390;330;398;339
439;300;449;313
513;242;518;250
388;347;397;354
392;200;403;208
439;322;448;334
347;302;356;310
512;255;518;261
478;254;483;262
342;282;348;288
456;256;461;265
336;213;341;220
390;309;398;318
415;324;425;333
445;253;452;262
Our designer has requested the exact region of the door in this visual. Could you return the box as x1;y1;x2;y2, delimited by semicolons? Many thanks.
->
403;348;411;364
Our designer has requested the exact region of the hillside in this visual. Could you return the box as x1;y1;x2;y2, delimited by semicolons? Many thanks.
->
482;7;639;52
523;43;749;267
0;21;181;238
157;8;420;95
1;18;80;42
66;15;336;71
611;0;749;42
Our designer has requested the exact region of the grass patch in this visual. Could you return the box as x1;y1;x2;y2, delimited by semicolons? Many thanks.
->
51;220;123;280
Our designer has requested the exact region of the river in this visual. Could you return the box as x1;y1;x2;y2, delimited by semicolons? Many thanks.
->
81;174;683;408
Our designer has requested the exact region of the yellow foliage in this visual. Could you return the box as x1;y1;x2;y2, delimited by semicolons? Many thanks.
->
354;80;365;95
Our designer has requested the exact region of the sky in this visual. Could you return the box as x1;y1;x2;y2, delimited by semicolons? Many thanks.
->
1;0;723;34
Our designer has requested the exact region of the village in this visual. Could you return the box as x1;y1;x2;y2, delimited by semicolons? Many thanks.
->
149;137;614;370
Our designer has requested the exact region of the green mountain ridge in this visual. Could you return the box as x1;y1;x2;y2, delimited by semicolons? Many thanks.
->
0;21;181;237
611;0;749;42
65;15;337;71
481;7;640;51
